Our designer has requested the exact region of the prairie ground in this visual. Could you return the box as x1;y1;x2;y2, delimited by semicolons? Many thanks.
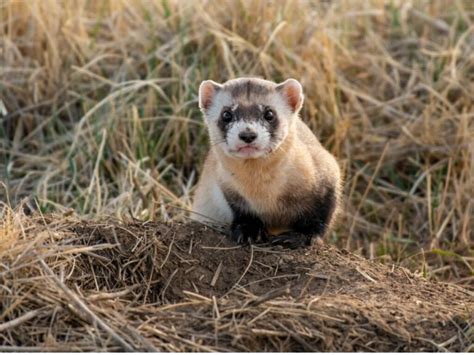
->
0;215;472;351
0;0;473;351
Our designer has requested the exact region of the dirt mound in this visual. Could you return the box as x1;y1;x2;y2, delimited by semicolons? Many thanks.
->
1;216;472;351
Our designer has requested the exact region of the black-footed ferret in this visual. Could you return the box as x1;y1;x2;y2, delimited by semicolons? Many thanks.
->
191;77;342;248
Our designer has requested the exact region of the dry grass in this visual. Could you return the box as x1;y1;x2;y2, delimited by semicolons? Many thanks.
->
0;208;472;351
1;0;473;290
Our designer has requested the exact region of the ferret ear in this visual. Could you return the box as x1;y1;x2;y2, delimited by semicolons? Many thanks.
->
276;78;304;113
199;80;222;111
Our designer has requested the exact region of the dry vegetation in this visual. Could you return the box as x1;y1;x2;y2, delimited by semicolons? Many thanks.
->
0;0;473;351
0;212;472;351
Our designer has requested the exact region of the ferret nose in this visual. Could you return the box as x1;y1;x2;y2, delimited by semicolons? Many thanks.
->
238;131;257;143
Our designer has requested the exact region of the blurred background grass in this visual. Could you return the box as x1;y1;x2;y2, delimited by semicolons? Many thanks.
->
0;0;473;287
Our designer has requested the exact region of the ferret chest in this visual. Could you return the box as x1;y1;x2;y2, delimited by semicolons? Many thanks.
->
225;166;288;214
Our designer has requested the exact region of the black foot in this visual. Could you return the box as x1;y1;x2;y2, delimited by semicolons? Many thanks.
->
230;222;268;245
270;231;313;249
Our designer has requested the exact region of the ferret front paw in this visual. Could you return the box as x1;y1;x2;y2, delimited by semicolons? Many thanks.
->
270;231;312;249
230;223;268;245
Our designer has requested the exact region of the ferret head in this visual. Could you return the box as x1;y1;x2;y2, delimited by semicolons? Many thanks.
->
198;77;304;159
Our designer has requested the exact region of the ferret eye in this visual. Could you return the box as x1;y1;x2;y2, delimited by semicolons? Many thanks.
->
264;109;274;121
221;110;233;123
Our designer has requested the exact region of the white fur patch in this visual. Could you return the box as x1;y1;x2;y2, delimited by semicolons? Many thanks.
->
191;181;233;226
205;91;232;124
226;121;271;159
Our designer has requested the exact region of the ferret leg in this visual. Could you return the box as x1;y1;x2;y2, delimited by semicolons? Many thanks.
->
270;231;313;249
271;184;337;249
222;187;268;245
270;216;328;249
230;213;268;245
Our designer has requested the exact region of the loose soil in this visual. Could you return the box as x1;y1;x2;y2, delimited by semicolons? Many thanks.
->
1;217;472;351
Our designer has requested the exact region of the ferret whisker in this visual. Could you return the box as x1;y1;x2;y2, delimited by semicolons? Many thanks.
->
210;140;226;147
274;143;288;154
